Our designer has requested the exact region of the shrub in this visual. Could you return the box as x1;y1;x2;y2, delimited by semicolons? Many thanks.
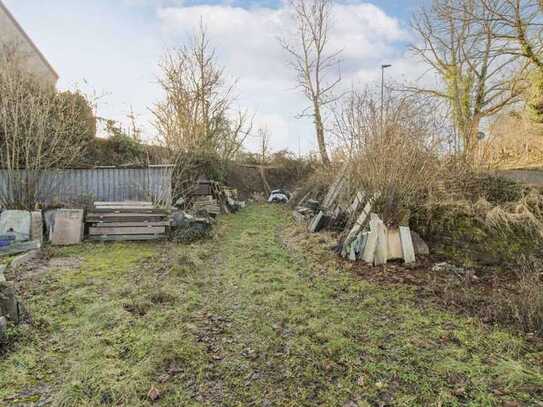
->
333;89;444;226
410;191;543;267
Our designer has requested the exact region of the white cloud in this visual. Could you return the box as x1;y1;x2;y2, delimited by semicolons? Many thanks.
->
4;0;417;153
156;2;412;152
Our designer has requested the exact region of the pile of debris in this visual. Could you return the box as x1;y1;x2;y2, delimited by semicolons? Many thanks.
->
295;168;429;266
192;195;221;217
86;202;169;241
0;175;247;251
190;175;245;216
171;211;213;243
0;261;26;341
0;281;18;341
170;175;246;241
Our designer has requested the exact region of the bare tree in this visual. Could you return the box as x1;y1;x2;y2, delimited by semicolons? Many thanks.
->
410;0;522;157
257;127;271;165
151;23;252;198
281;0;341;166
478;0;543;122
0;47;94;209
152;22;251;161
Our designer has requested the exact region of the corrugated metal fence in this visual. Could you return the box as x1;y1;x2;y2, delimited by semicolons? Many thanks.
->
0;167;173;206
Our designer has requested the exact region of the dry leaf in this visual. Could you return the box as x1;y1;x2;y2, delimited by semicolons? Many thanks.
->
147;385;160;402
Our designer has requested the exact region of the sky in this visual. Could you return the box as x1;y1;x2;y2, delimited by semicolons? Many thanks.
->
3;0;429;153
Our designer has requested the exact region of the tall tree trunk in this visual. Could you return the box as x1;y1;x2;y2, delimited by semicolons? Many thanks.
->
314;101;330;166
463;114;481;161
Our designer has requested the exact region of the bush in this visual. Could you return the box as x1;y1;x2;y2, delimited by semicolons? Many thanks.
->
465;174;525;204
410;191;543;268
334;90;443;226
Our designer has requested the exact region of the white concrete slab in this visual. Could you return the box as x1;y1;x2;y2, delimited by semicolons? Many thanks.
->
50;209;84;246
31;211;43;243
308;211;325;233
0;210;31;241
387;228;403;260
374;221;388;266
361;216;380;264
343;200;372;250
399;226;416;264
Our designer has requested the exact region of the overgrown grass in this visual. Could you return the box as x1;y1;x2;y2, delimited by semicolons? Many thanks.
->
1;205;542;406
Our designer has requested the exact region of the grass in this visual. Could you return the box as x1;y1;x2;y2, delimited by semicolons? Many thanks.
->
1;204;543;406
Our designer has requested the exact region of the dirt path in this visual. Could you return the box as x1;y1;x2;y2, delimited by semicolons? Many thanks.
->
1;205;542;406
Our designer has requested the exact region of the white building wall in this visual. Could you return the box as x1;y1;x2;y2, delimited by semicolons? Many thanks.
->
0;1;58;86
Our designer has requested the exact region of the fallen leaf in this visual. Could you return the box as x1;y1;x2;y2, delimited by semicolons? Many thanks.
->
147;386;160;402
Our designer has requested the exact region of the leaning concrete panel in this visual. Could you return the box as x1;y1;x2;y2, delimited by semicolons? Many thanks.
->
30;211;43;243
0;210;31;241
387;228;403;260
399;226;416;264
50;209;84;246
361;216;380;264
374;221;388;266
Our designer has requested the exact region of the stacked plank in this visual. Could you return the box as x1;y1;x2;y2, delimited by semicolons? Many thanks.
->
86;202;169;241
192;196;221;217
191;177;243;216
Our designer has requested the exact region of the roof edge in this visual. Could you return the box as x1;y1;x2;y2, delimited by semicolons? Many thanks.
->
0;0;59;81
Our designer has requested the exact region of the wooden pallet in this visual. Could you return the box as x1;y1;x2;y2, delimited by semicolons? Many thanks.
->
85;202;170;241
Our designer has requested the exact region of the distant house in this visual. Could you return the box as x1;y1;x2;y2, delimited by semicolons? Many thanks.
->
0;0;58;85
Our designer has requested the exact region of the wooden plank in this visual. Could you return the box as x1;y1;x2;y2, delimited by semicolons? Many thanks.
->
399;226;416;264
86;218;167;224
87;212;167;217
94;206;157;211
88;234;166;241
94;201;153;207
347;192;365;216
322;162;349;210
89;208;168;214
86;213;167;220
89;221;170;228
89;226;166;236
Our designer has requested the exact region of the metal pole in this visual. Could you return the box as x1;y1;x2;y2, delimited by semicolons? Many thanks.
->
380;64;391;137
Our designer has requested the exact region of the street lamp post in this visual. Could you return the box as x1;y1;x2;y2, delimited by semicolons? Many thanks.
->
380;64;392;136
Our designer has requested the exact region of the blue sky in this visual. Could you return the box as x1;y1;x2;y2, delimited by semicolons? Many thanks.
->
3;0;428;153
